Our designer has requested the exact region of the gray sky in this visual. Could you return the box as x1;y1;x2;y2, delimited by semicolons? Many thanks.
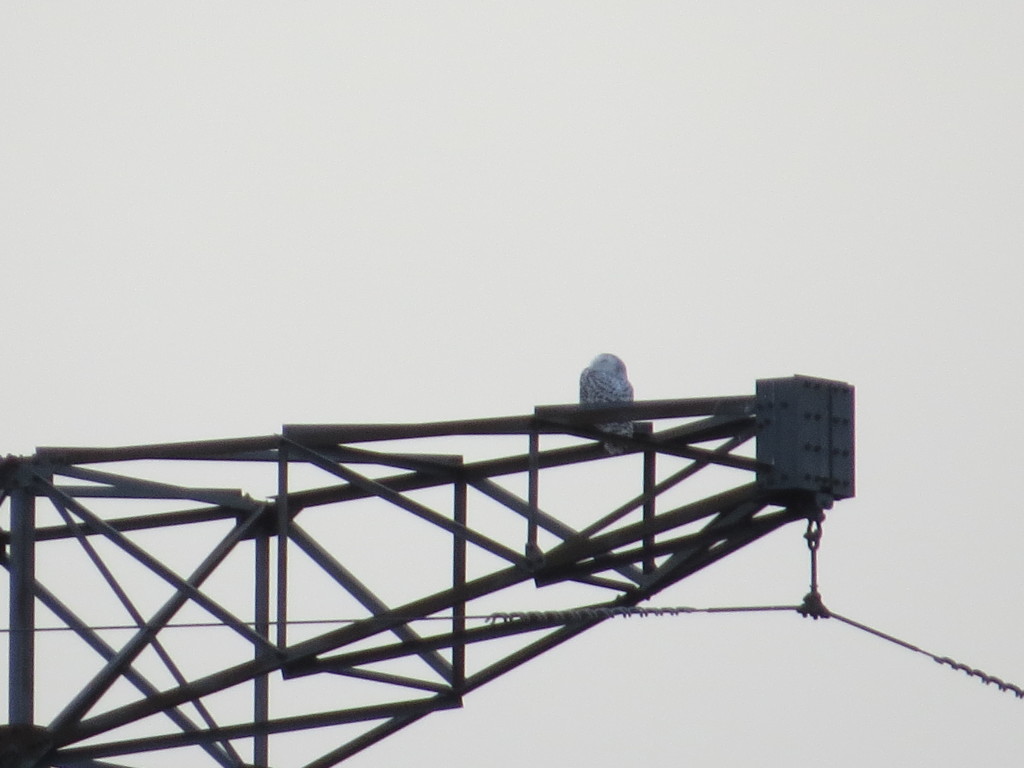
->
2;3;1023;766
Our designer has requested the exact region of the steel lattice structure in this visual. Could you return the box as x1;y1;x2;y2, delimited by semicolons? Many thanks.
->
0;376;853;768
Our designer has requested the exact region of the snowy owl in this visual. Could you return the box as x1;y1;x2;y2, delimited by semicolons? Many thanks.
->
579;353;634;454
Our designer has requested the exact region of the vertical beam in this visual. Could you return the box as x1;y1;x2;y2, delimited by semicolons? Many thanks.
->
254;526;271;767
452;464;467;693
642;448;656;574
9;475;36;725
526;431;540;561
276;441;289;649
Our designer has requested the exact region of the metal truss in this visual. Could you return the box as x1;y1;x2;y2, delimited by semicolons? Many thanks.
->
0;376;853;768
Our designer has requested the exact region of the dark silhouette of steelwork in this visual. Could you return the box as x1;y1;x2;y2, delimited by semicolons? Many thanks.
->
0;376;853;768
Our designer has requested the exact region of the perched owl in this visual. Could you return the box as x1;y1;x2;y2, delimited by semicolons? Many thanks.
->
579;353;634;454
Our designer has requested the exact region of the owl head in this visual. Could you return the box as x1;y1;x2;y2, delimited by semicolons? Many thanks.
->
589;353;627;375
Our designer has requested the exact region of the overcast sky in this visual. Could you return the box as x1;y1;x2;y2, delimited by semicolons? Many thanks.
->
2;3;1024;766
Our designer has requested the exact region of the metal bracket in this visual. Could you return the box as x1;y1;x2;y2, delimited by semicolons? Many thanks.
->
755;375;855;500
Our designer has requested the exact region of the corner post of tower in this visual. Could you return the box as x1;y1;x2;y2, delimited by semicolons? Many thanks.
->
7;459;37;727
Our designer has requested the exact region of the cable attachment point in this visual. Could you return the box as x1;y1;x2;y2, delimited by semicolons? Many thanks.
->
798;516;830;619
803;515;824;551
798;589;831;619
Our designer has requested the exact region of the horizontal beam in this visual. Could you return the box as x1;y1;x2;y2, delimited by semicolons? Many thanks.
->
26;396;756;467
33;505;242;542
284;416;537;443
35;435;281;464
535;395;755;423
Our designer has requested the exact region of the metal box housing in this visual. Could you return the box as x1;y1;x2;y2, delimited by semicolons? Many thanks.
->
756;375;855;500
